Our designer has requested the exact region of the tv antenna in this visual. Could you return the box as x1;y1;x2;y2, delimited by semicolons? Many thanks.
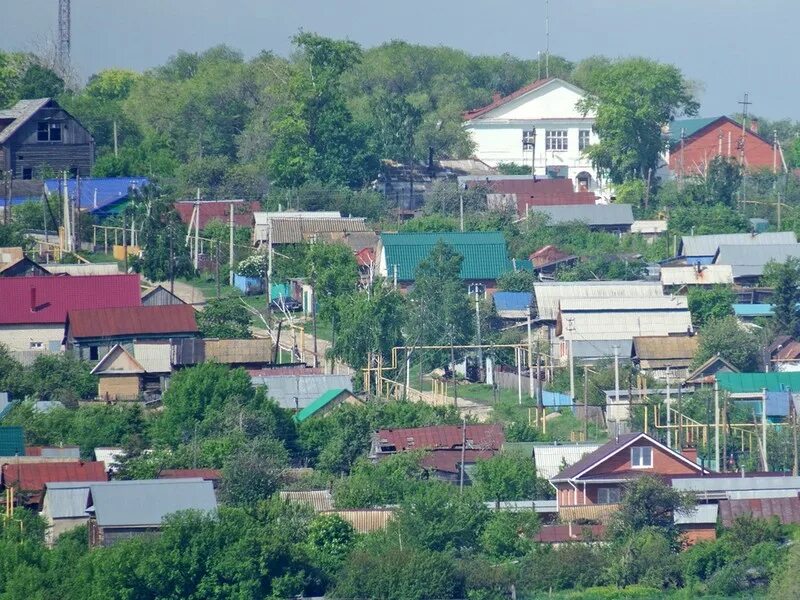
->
58;0;71;75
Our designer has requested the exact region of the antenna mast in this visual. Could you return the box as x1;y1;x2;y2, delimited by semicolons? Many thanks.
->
545;0;550;78
58;0;71;75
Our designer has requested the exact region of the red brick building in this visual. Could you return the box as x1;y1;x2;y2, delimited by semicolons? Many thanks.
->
667;116;777;176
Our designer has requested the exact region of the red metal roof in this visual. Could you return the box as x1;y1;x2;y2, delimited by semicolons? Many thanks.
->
463;78;554;121
158;468;222;481
719;496;800;527
534;524;606;543
1;461;108;492
67;304;198;339
0;275;141;325
531;245;575;268
420;449;496;474
355;247;375;267
174;200;261;230
375;424;504;452
468;178;574;196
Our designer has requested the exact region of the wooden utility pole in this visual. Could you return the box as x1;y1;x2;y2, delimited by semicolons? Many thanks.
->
168;219;175;295
459;415;466;494
215;241;221;298
229;201;234;286
122;210;128;273
583;365;589;441
311;273;318;369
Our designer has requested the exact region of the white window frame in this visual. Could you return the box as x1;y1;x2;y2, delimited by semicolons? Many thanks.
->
597;487;621;504
545;129;568;151
578;129;591;151
630;446;653;469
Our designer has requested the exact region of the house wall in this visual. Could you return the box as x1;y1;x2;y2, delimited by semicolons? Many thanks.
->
45;516;88;546
680;524;717;546
583;441;699;478
0;324;63;352
98;526;160;547
98;375;141;400
668;121;775;174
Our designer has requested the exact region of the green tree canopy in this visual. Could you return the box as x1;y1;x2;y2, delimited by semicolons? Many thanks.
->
687;286;735;327
693;315;761;371
197;298;252;339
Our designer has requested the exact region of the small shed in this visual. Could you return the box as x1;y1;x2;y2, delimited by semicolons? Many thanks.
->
141;285;186;306
293;389;360;422
41;482;93;545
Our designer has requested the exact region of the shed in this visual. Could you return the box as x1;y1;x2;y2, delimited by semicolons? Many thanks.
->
493;291;533;319
141;285;186;306
40;482;93;544
86;478;217;547
294;389;360;422
632;335;699;377
251;374;353;409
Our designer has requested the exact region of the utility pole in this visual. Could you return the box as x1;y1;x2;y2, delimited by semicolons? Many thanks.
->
567;317;576;401
229;201;235;286
450;334;459;408
168;219;175;295
459;190;464;232
761;388;768;471
122;210;128;273
311;272;318;368
527;308;534;401
583;365;588;441
544;0;550;78
215;241;221;298
61;171;71;253
613;344;620;406
738;92;752;208
57;0;71;76
113;120;119;158
193;188;200;271
666;367;672;449
714;381;720;472
459;415;466;494
470;284;484;375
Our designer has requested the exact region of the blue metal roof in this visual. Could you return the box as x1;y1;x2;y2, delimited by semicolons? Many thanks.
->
733;304;774;318
42;177;149;215
493;291;533;312
736;392;791;418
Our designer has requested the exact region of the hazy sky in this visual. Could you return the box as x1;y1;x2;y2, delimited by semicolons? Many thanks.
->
2;0;791;119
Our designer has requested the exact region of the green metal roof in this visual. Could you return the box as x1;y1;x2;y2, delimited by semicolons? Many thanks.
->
381;232;511;281
0;426;25;456
294;388;351;423
716;372;800;394
668;117;721;145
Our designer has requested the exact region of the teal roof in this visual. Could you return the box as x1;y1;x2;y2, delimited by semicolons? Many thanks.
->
669;117;721;145
717;372;800;394
294;388;351;423
381;232;511;281
0;426;24;457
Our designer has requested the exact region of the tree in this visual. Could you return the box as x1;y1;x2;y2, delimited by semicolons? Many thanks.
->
577;57;698;184
472;452;540;506
24;354;97;402
305;243;359;322
329;284;405;373
197;298;252;339
687;286;735;327
480;511;539;558
306;514;356;577
220;437;289;505
763;258;800;336
332;452;426;508
705;156;743;207
693;315;761;371
0;343;31;399
405;241;474;368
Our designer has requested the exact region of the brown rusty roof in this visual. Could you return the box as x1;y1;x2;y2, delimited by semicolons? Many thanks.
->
67;304;198;339
558;503;620;523
375;424;505;452
419;449;496;474
158;468;222;481
633;335;699;361
719;496;800;527
1;461;108;493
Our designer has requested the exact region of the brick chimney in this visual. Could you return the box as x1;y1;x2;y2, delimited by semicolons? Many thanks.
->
681;446;698;464
749;117;759;134
30;286;36;312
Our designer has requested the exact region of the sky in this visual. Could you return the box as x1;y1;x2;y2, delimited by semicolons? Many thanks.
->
2;0;792;120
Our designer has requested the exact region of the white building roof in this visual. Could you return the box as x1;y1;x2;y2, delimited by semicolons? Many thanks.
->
631;220;668;234
533;443;602;480
532;281;664;321
44;263;121;276
559;297;692;341
680;231;797;257
661;265;734;286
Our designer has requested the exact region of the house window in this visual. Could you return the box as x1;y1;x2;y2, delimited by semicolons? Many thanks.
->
29;341;43;350
598;487;621;504
22;168;33;180
579;129;591;151
37;121;62;142
631;446;653;468
90;346;99;361
522;129;536;150
545;130;568;151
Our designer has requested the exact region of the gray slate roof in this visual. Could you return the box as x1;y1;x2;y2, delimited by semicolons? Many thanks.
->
530;204;634;227
679;231;797;257
571;339;632;361
714;244;800;279
0;98;50;144
87;478;217;527
42;482;92;519
252;374;352;409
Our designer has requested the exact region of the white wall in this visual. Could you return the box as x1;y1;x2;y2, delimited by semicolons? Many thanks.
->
0;324;63;353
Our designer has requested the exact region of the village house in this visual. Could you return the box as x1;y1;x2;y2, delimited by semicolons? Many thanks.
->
665;116;778;178
0;274;142;356
462;78;605;196
376;231;511;292
252;211;370;247
677;231;797;264
713;243;800;285
85;478;217;547
460;176;597;218
631;335;700;381
0;98;94;179
40;482;97;545
250;371;353;411
64;304;199;361
2;461;108;509
529;204;634;233
90;343;172;401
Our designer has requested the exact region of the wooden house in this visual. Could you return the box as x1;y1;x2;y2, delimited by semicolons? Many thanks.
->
631;335;700;381
0;98;94;179
90;343;172;401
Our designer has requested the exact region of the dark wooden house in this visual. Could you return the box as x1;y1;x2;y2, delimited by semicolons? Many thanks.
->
0;98;94;180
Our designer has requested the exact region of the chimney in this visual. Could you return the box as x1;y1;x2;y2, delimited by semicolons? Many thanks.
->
681;446;698;464
749;118;759;134
30;287;36;312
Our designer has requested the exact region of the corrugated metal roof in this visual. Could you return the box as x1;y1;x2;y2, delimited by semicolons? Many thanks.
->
630;220;668;234
43;263;121;276
0;427;26;457
667;117;721;144
671;475;800;494
375;424;504;452
533;443;603;480
559;298;692;341
679;231;797;257
132;343;172;373
39;447;81;459
158;468;221;481
532;281;663;321
252;374;353;409
204;338;272;365
87;479;217;527
380;231;511;281
571;339;632;361
93;447;124;470
717;372;800;393
321;509;395;533
43;178;149;214
174;200;261;229
1;461;107;492
529;204;634;227
279;490;334;512
660;265;734;286
674;504;718;525
0;98;51;144
733;303;774;317
253;213;368;244
42;482;92;519
558;504;620;522
462;78;558;121
714;244;800;279
561;297;689;312
0;275;141;325
553;432;653;481
719;496;800;527
534;523;606;542
493;292;533;316
420;449;496;473
67;304;198;339
294;389;354;423
633;336;699;361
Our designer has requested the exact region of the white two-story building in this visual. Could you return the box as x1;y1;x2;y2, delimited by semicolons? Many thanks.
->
463;78;605;198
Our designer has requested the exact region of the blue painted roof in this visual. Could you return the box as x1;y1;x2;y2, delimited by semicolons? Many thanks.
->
736;392;791;417
493;291;533;312
543;390;572;407
733;304;774;317
42;177;149;214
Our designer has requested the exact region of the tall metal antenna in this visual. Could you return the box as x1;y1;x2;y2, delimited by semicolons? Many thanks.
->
737;92;752;208
544;0;550;78
58;0;71;75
